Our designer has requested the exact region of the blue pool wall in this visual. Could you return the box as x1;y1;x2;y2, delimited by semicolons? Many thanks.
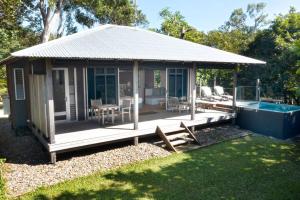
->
236;107;300;139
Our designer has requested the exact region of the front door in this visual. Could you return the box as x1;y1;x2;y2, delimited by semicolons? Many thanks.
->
52;68;70;121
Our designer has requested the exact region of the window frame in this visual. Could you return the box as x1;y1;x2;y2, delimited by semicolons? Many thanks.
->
13;68;26;100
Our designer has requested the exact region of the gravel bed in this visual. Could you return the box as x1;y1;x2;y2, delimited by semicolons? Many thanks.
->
0;116;249;198
0;118;170;197
194;124;250;146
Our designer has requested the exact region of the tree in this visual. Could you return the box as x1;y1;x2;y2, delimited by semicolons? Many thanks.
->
20;0;90;42
19;0;148;43
158;8;205;42
82;0;148;27
221;2;268;34
291;39;300;98
0;0;39;95
243;7;300;104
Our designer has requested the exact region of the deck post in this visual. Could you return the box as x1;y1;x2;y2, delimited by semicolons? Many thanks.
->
191;63;196;120
134;136;139;145
133;60;139;130
232;66;238;122
45;59;55;143
256;78;260;101
50;152;56;164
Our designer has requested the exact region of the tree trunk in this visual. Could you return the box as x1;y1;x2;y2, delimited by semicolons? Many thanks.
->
41;22;51;43
39;0;64;43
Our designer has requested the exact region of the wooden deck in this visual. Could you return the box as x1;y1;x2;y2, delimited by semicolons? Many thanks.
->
49;110;235;152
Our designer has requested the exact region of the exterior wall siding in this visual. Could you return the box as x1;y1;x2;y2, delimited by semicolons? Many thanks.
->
68;67;77;120
76;67;86;120
7;59;31;129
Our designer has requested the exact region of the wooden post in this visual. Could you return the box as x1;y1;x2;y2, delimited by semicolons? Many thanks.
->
165;68;168;111
191;63;196;120
232;66;238;113
256;78;260;101
45;59;56;164
133;61;139;130
45;59;55;143
134;136;139;146
50;152;56;164
213;76;216;88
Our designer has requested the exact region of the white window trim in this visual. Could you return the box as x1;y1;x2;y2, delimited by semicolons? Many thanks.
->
14;68;26;101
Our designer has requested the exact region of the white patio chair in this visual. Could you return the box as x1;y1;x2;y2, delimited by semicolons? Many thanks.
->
214;86;233;100
167;97;188;112
200;86;223;101
120;99;131;123
90;99;102;119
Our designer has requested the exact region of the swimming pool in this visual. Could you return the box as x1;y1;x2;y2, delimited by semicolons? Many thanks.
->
236;102;300;139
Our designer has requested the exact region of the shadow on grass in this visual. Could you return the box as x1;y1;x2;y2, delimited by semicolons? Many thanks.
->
29;136;300;200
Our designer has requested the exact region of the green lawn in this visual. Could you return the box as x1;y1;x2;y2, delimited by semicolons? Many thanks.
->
0;159;5;200
19;136;300;200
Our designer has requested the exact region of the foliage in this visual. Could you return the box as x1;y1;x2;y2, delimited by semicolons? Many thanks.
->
84;0;148;27
291;39;300;98
221;3;269;33
18;0;148;42
158;8;205;41
0;159;5;200
0;0;148;95
20;136;300;200
243;8;300;104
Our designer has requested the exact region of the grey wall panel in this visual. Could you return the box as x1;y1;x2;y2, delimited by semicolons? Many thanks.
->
76;67;85;120
68;67;76;120
8;59;30;128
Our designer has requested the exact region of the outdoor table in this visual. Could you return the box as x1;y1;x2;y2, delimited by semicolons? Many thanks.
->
97;104;119;125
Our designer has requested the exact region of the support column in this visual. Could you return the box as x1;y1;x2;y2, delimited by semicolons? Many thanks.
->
191;63;196;120
256;78;260;101
45;59;55;143
165;68;168;111
232;66;238;113
45;59;56;164
213;76;217;88
133;61;139;130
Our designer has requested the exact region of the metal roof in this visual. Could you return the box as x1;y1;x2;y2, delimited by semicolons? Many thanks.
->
8;24;265;65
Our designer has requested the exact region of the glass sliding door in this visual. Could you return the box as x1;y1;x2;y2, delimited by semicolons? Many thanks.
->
168;68;187;99
106;75;116;104
88;67;117;105
95;75;106;103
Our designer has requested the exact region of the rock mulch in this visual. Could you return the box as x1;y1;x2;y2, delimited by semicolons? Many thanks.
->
0;115;249;198
194;125;250;146
0;118;170;197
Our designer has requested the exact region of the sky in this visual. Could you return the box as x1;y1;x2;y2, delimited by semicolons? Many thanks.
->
137;0;300;32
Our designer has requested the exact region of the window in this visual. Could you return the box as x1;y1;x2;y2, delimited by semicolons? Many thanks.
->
153;70;161;88
14;68;25;100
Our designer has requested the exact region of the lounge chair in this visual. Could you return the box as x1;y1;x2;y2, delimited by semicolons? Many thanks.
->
214;86;233;100
200;86;223;101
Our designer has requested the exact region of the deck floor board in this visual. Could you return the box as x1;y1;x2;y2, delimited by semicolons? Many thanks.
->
50;110;235;152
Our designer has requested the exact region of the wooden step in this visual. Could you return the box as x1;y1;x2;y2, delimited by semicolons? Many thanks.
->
166;132;189;141
159;126;186;134
170;139;188;146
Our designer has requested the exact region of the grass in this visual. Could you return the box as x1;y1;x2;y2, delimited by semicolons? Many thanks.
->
0;159;5;200
18;135;300;200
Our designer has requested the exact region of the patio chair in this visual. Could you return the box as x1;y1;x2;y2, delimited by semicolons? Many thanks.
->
167;97;189;112
119;99;131;123
200;86;223;101
90;99;102;119
214;86;233;100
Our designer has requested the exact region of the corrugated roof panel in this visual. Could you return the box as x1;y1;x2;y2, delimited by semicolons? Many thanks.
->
10;24;265;65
